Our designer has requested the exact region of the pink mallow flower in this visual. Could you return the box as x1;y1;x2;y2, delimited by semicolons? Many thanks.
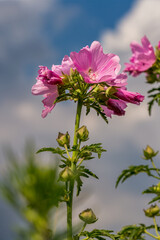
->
101;74;144;118
124;36;156;76
70;41;121;84
32;56;74;118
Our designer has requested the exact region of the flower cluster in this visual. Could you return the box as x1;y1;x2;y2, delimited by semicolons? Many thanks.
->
32;41;144;119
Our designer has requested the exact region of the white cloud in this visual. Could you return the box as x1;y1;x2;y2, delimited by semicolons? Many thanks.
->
101;0;160;54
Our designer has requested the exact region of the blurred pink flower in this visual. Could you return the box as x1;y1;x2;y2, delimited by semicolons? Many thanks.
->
124;36;156;76
158;41;160;50
70;41;121;84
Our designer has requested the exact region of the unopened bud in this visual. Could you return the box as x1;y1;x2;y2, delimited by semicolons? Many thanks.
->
144;205;160;218
56;132;70;148
59;167;74;182
106;86;117;97
79;208;98;224
76;125;89;142
143;145;158;160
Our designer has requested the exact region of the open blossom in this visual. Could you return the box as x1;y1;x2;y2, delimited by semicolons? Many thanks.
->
32;56;74;118
70;41;121;84
124;36;156;76
158;41;160;50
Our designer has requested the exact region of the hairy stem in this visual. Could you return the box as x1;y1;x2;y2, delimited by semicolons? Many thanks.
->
67;99;83;240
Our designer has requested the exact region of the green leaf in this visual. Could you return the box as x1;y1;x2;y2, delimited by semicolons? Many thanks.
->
80;143;106;159
76;176;83;196
81;167;99;179
116;165;159;188
80;229;119;240
36;147;66;157
118;224;145;240
148;87;160;115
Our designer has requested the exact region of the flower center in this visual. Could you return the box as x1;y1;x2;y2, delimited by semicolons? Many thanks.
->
88;68;97;81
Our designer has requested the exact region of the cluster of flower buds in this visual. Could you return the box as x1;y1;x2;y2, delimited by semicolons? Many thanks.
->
32;41;144;119
124;36;160;84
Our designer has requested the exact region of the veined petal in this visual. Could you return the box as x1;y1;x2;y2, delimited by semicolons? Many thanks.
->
70;48;92;72
31;80;57;95
41;89;58;118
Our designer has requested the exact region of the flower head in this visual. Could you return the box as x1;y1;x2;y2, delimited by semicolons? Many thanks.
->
124;36;156;76
100;73;144;118
31;56;75;118
70;41;121;84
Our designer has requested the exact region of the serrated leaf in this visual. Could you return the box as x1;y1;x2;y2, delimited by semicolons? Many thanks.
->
76;176;83;196
148;195;160;204
82;167;99;179
116;165;159;188
90;102;108;124
80;229;118;240
37;147;66;157
80;143;106;160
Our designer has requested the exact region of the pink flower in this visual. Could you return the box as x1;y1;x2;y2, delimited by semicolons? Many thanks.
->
37;66;62;85
100;74;144;118
115;89;144;105
52;55;75;76
124;36;156;76
32;56;75;118
102;99;127;117
158;41;160;50
70;41;121;84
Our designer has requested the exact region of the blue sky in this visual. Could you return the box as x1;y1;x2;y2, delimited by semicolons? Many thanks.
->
1;0;160;239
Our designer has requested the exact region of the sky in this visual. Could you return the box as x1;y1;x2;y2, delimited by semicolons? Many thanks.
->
0;0;160;239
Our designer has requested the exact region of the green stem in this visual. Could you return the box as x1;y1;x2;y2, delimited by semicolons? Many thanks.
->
144;230;159;239
66;99;83;240
78;222;87;237
153;217;160;237
151;158;160;177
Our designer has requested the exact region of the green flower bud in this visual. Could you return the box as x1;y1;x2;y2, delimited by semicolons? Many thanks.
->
59;167;74;182
76;125;89;142
144;205;160;217
79;208;98;224
105;86;117;97
143;145;159;160
56;132;70;148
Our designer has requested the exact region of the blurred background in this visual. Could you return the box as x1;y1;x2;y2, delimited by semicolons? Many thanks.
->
0;0;160;239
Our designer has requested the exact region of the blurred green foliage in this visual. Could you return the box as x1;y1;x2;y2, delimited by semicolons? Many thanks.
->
0;141;66;240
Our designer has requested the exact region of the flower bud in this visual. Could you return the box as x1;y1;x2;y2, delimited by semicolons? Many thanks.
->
56;132;70;148
143;145;159;160
79;208;98;224
59;167;74;182
105;86;117;97
144;205;160;218
76;125;89;142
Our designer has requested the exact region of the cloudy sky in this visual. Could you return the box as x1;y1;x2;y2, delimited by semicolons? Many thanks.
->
1;0;160;239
